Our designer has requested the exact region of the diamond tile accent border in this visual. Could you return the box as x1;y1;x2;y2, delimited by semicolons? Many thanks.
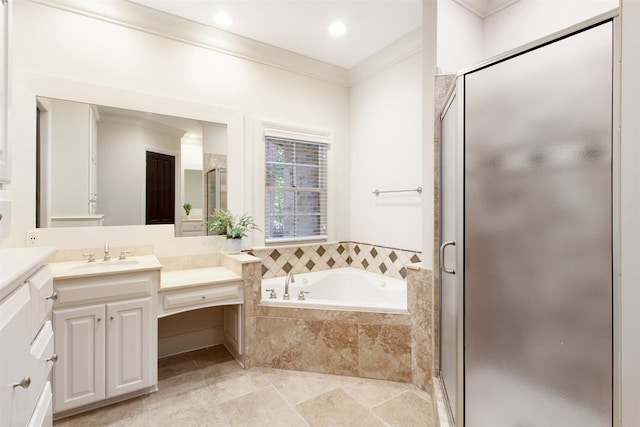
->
250;241;421;280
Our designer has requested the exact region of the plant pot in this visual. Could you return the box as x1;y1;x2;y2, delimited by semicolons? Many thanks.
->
225;238;243;254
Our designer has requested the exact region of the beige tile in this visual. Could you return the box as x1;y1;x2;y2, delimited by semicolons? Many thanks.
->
147;389;227;427
67;397;145;426
144;369;208;409
53;419;70;427
261;367;341;405
358;324;412;382
220;387;306;427
254;316;304;369
200;366;270;405
300;320;358;376
341;377;411;408
157;353;197;381
191;344;235;368
373;391;435;427
296;389;385;427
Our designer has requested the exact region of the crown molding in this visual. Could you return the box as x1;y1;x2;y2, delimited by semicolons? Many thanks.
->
28;0;350;86
348;28;422;87
452;0;521;19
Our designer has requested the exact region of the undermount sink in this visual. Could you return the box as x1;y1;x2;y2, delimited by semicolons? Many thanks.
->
72;260;140;270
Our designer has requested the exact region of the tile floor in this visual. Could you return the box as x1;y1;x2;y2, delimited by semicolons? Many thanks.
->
54;345;436;427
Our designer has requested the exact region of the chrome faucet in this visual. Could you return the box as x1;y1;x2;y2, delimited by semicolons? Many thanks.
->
283;272;295;300
103;242;110;261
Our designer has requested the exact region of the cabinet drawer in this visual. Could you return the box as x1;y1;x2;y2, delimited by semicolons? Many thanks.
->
29;265;54;338
27;381;52;427
30;320;55;407
54;272;155;307
163;283;242;311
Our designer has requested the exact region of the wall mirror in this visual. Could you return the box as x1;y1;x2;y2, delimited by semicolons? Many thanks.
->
36;96;228;237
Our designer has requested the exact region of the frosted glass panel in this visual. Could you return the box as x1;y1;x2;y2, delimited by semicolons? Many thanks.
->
440;94;458;421
464;22;612;427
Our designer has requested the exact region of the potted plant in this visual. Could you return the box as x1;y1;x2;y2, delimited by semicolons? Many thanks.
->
205;208;260;252
182;202;192;218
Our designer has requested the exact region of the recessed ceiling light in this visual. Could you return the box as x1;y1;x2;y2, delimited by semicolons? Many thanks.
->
328;21;346;37
214;12;233;27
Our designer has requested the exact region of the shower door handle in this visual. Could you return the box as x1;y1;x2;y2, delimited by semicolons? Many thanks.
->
439;241;456;274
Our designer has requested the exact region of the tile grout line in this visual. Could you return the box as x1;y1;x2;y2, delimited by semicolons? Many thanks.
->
260;371;311;427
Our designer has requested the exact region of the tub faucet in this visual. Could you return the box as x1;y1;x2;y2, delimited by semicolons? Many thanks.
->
283;272;295;300
103;242;110;262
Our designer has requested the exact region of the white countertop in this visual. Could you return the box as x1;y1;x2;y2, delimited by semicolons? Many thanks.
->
0;247;56;301
50;255;162;280
160;267;242;292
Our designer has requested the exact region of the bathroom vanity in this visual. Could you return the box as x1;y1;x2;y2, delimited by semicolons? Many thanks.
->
48;252;253;419
49;256;161;417
159;266;244;358
0;247;57;427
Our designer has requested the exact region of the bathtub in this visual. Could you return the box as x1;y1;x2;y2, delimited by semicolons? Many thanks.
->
260;267;407;313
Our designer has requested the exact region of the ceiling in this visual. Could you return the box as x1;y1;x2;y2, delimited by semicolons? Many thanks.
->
128;0;516;69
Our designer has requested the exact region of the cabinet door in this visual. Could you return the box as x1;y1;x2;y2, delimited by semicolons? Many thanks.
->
53;304;106;413
106;297;152;397
0;285;32;427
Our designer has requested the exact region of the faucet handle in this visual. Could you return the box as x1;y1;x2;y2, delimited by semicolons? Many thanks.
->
265;289;277;299
298;290;309;301
119;251;131;260
83;253;96;263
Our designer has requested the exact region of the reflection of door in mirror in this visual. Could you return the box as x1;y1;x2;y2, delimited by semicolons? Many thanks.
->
206;168;227;235
145;151;175;225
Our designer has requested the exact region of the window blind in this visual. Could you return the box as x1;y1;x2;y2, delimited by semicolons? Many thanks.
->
265;135;327;242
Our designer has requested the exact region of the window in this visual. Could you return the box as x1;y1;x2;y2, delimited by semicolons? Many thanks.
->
265;135;327;242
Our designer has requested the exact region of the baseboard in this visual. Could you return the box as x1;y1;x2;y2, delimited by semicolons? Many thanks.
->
158;326;224;358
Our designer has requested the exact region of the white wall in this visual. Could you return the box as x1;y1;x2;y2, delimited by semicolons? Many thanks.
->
7;0;350;250
203;123;227;156
97;117;183;226
437;0;484;73
483;0;618;59
49;99;90;216
349;51;423;251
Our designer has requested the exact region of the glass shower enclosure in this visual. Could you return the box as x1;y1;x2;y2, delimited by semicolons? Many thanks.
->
439;17;614;427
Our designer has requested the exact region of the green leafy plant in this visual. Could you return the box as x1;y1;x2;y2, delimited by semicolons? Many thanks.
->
206;208;260;239
182;203;192;216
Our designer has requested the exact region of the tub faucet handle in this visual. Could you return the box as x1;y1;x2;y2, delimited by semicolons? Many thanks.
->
265;289;277;299
119;250;131;260
83;253;96;263
297;290;309;301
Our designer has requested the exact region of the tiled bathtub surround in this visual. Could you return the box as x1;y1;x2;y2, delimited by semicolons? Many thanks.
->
242;248;436;388
249;241;421;280
253;306;413;382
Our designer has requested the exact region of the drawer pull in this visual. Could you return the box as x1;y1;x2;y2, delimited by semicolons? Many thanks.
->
13;376;31;389
46;354;58;363
45;291;58;301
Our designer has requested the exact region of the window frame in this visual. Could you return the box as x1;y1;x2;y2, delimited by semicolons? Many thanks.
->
263;124;331;245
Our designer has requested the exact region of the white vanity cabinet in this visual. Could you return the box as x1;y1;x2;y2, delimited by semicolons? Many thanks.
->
52;270;158;415
0;247;56;427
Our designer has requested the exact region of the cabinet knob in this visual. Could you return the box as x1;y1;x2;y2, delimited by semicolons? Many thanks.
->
110;316;114;321
46;354;58;363
0;213;3;221
45;291;58;301
97;317;102;322
13;377;31;389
